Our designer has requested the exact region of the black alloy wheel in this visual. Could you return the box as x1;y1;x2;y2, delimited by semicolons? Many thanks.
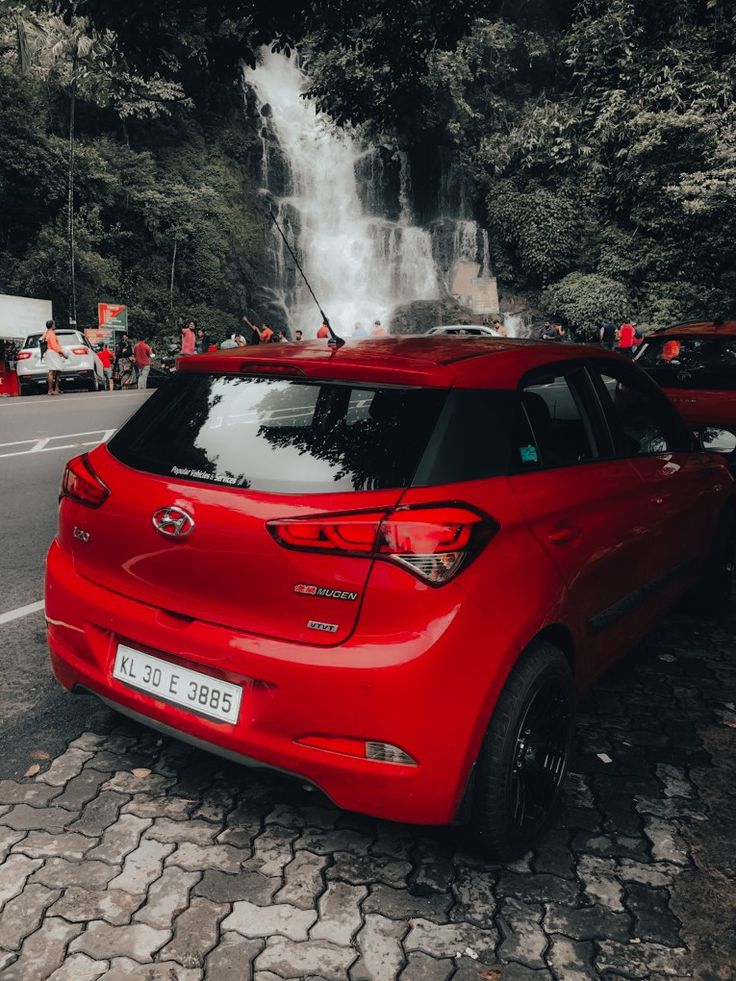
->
471;643;573;860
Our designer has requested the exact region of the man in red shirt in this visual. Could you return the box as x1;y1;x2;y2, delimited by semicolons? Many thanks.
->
617;321;635;358
97;342;114;391
133;336;153;390
316;323;330;339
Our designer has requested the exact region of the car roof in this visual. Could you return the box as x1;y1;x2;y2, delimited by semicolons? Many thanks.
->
654;320;736;338
177;336;629;389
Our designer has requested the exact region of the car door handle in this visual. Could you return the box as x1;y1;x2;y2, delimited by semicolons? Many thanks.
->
547;527;581;545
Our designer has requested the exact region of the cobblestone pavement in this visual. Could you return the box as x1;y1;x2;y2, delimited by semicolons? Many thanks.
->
1;609;735;981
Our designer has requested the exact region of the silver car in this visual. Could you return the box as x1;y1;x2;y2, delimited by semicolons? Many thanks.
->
16;330;105;394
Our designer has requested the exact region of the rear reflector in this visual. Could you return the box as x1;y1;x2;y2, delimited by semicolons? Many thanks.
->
268;504;495;585
16;351;32;360
61;453;109;507
239;361;305;375
298;735;416;765
71;347;88;355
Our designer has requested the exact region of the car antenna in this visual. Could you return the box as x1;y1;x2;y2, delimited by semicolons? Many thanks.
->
268;208;345;347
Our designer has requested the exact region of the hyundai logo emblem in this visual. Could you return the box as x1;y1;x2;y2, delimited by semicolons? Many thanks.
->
152;506;195;539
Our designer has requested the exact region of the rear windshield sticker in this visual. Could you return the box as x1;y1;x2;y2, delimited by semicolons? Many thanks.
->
520;445;538;464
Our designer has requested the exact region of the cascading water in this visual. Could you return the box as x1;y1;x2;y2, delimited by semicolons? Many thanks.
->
247;50;439;336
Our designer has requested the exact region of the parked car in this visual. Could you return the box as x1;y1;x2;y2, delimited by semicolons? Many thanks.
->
636;320;736;460
17;329;105;394
46;336;735;857
427;324;499;336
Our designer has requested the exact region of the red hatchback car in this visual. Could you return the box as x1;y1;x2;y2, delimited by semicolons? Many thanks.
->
636;320;736;457
46;338;735;857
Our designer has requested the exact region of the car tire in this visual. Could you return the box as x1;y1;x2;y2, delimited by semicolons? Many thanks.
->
688;507;735;615
471;642;573;860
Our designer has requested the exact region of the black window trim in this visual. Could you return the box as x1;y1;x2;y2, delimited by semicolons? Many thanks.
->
516;359;612;473
585;359;695;460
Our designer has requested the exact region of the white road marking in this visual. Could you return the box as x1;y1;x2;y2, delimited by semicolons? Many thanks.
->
0;391;148;407
0;600;45;626
0;429;114;460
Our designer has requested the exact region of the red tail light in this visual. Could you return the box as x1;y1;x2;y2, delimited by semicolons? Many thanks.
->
17;351;32;360
71;347;89;355
268;504;495;585
61;454;109;507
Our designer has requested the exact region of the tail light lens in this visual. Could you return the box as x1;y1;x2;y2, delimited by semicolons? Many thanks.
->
71;347;89;355
268;504;495;585
16;351;32;360
61;454;109;507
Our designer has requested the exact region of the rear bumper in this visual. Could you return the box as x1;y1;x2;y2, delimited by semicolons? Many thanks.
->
45;539;509;824
19;369;94;385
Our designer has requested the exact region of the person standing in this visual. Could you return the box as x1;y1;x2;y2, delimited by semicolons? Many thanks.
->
97;343;114;391
617;320;635;358
295;330;303;342
600;322;616;350
115;333;136;388
316;322;330;339
134;336;153;390
492;318;507;337
353;323;368;338
371;319;387;337
43;319;69;396
196;327;210;353
181;320;196;356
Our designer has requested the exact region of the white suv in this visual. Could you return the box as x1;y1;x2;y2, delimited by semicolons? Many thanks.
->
426;324;500;337
16;330;105;394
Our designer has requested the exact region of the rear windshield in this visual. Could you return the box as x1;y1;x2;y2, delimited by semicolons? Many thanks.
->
637;336;736;390
23;331;82;349
109;372;448;493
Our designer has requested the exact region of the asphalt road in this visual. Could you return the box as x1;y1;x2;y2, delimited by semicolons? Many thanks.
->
0;389;150;774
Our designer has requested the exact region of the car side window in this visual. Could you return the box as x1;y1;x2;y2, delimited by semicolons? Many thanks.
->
520;369;598;469
591;365;691;457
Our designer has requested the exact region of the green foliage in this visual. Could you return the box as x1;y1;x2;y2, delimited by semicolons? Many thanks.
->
541;274;632;339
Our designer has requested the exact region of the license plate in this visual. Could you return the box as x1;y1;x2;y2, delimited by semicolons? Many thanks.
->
113;644;242;725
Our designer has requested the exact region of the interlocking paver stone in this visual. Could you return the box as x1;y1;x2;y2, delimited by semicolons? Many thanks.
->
223;898;318;941
13;829;98;860
52;766;109;811
69;731;107;753
37;746;94;785
256;937;357;980
46;953;109;981
244;824;298;876
168;839;242;873
122;794;196;820
49;886;143;925
134;866;200;929
193;867;279;904
644;816;690;866
497;897;548;969
495;871;579;905
31;856;120;889
86;814;152;864
398;951;454;981
576;854;624;911
102;957;202;980
595;939;689;977
404;917;497;961
351;912;407;981
311;881;367;945
1;916;84;981
0;803;73;832
148;816;219;845
0;853;43;911
300;826;372;856
542;901;632;942
625;882;683;946
328;850;412;888
449;866;497;925
102;769;174;795
205;932;264;980
546;935;598;981
409;844;454;895
108;836;175;892
0;826;25;861
69;919;171;960
69;791;129;836
0;882;59;950
362;882;452;922
617;858;680;887
159;896;228;967
275;849;327;908
0;780;61;807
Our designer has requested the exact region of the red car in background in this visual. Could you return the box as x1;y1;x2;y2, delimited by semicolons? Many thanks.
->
46;338;735;858
636;320;736;458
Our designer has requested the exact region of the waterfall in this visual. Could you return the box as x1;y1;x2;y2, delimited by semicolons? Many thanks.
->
247;50;439;337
